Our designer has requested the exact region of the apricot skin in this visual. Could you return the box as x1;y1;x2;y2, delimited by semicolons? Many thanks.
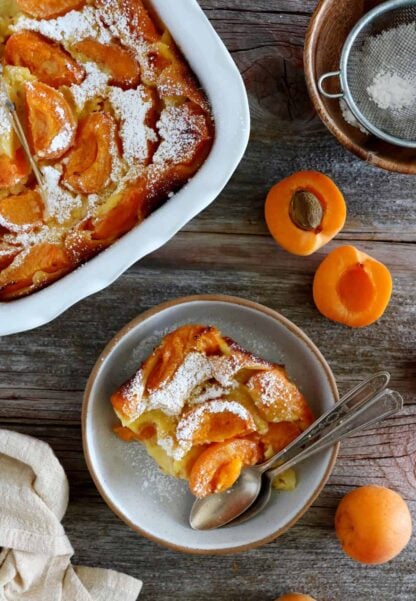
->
335;485;412;564
275;595;316;601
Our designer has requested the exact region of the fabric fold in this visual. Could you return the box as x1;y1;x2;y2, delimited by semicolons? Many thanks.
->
0;429;142;601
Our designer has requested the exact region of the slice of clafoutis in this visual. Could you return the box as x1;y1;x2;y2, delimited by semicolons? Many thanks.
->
111;324;314;498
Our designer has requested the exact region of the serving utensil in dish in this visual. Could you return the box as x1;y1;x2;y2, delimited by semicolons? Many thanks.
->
190;374;403;530
0;0;250;336
83;295;339;554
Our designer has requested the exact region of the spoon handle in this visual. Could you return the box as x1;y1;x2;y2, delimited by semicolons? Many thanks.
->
266;388;402;480
259;371;390;473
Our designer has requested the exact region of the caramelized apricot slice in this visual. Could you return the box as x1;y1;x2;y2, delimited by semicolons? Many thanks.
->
0;242;69;300
246;367;314;428
73;39;140;88
15;0;85;19
96;0;160;43
26;82;77;160
5;31;85;88
63;112;117;194
176;400;256;445
189;439;262;498
91;177;149;241
265;171;347;256
0;149;30;189
0;190;43;230
313;245;393;327
154;103;212;167
157;64;208;110
262;422;302;456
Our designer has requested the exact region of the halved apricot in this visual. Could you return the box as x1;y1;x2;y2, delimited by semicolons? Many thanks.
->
189;438;262;498
246;367;314;428
63;112;117;194
0;242;70;300
265;171;347;256
0;190;43;230
313;245;393;327
26;82;77;160
73;39;140;89
91;177;149;241
15;0;85;19
261;421;302;456
5;31;85;89
157;63;208;109
176;401;256;445
96;0;160;43
0;148;30;189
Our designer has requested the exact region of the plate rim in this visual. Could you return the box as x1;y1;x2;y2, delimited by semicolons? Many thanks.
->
82;294;339;555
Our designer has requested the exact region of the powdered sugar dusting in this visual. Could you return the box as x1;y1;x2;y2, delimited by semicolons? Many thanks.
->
109;86;157;166
41;165;81;224
153;104;207;165
12;6;112;45
176;400;252;442
0;88;12;137
69;61;109;110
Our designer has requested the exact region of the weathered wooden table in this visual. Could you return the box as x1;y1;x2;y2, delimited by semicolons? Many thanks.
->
1;2;415;600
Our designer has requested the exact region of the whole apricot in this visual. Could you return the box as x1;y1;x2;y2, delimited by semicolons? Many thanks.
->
275;594;316;601
335;485;412;564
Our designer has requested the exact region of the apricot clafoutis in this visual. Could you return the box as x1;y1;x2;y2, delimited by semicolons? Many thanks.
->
0;0;214;300
111;324;315;499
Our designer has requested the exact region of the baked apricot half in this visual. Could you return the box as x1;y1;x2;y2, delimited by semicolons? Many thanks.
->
313;245;393;327
73;39;140;89
96;0;160;43
189;438;262;498
0;190;43;230
15;0;85;19
0;149;30;189
5;31;85;89
0;242;70;300
26;82;77;160
63;112;117;194
265;171;346;256
176;401;256;445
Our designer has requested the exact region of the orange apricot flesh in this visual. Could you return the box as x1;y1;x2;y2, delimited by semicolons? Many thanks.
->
176;402;255;445
26;81;77;160
0;190;43;230
265;171;346;256
15;0;85;18
5;31;85;88
335;485;412;564
0;149;30;189
73;39;141;88
189;438;262;498
313;245;393;327
63;112;117;194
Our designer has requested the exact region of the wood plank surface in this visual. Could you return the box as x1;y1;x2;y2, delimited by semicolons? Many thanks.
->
1;2;416;600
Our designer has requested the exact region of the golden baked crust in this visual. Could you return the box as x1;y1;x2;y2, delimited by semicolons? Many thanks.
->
0;0;214;300
111;325;315;498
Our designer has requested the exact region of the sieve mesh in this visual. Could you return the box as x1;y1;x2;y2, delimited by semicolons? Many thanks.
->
345;5;416;143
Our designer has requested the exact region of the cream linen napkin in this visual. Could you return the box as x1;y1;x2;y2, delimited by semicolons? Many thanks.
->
0;429;142;601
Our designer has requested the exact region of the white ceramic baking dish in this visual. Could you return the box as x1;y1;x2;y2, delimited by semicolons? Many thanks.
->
0;0;250;336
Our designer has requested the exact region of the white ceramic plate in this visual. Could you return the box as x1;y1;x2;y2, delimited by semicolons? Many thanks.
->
83;296;339;554
0;0;250;336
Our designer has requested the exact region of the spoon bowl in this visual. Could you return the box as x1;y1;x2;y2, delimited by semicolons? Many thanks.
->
190;375;401;531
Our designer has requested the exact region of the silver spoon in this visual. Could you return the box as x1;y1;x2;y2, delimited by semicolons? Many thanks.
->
228;388;402;527
190;372;394;530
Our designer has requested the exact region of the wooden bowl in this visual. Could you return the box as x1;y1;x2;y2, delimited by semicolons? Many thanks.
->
304;0;416;174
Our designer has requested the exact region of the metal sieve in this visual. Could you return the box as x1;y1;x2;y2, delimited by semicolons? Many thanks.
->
318;0;416;148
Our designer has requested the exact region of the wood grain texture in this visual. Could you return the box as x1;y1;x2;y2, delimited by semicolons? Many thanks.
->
1;1;416;600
